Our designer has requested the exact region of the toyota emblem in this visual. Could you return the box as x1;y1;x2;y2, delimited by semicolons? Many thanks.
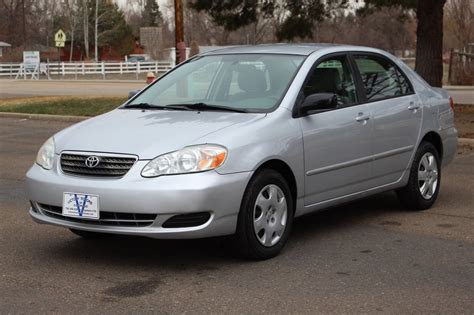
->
85;156;100;168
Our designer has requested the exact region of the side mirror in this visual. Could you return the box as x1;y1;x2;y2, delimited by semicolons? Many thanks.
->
128;90;140;99
298;93;338;116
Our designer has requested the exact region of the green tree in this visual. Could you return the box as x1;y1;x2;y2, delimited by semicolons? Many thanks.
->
190;0;275;31
142;0;162;27
190;0;347;40
279;0;349;40
361;0;447;87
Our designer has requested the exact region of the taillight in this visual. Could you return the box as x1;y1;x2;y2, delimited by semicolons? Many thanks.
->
449;96;455;111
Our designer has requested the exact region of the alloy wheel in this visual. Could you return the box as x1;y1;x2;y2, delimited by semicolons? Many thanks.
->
418;152;439;200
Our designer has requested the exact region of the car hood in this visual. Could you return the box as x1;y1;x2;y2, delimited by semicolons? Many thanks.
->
54;109;266;160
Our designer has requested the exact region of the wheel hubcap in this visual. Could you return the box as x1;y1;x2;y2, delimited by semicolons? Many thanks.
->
253;184;288;247
418;152;438;200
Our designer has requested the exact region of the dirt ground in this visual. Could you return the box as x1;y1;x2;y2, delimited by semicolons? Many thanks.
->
455;105;474;139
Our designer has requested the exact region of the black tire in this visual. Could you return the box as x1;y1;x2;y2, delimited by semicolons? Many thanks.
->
233;169;294;260
69;228;108;239
396;141;441;210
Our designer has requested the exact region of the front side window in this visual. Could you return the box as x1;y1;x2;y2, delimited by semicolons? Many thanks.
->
302;55;357;106
128;54;305;112
354;55;412;101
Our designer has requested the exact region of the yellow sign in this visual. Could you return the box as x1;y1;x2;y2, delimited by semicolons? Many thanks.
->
55;29;66;42
55;29;66;47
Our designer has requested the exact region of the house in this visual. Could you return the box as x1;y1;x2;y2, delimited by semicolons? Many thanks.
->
0;41;11;59
164;46;231;64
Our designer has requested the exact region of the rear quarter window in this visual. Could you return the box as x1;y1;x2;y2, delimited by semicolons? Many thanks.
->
354;55;413;102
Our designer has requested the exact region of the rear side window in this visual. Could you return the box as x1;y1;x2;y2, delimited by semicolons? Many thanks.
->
354;55;413;102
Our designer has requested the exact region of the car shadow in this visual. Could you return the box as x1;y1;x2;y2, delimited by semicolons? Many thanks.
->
44;191;406;270
291;191;404;240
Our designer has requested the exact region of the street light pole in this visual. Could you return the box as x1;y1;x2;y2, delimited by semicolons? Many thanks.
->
174;0;185;64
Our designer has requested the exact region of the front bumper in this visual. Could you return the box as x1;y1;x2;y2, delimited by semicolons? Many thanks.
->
26;160;252;239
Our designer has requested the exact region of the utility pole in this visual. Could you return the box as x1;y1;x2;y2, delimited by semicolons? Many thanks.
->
174;0;185;64
94;0;99;62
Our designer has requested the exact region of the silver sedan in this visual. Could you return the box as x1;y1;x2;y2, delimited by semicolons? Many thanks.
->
26;44;458;259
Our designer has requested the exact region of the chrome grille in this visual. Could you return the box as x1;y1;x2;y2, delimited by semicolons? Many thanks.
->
37;203;156;227
60;153;136;177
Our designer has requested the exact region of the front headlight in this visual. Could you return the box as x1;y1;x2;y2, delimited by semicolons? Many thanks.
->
141;144;227;177
36;137;55;170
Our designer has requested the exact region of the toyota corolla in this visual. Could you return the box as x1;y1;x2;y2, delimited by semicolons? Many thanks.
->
26;44;457;259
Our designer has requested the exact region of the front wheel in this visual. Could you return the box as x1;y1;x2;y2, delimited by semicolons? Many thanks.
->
233;169;294;260
397;141;441;210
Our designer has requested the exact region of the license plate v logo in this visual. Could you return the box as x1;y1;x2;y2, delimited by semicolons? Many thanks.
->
73;193;89;216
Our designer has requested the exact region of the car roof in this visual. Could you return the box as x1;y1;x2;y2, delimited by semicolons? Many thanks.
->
200;43;368;56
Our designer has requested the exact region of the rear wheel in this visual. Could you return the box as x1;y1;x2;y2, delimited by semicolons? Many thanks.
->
233;169;294;260
397;141;441;210
69;228;108;239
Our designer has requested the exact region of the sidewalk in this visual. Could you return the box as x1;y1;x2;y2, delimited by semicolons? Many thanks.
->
444;85;474;90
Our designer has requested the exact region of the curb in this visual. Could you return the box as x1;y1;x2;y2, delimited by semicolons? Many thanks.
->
0;78;162;84
444;86;474;91
458;138;474;145
0;112;88;122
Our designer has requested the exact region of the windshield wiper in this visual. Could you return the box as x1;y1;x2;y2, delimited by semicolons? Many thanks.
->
164;102;248;113
123;103;187;111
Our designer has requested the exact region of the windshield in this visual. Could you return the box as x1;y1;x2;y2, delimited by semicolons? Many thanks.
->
127;54;305;112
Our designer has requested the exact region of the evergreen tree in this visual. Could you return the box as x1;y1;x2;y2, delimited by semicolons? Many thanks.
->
143;0;162;27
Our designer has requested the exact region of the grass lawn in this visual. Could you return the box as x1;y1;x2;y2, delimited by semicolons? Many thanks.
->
0;96;126;117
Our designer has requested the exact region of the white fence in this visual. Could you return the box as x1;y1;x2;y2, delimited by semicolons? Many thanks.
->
0;61;174;79
0;58;416;80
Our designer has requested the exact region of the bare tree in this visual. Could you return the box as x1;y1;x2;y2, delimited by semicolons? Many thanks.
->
64;0;80;61
445;0;473;50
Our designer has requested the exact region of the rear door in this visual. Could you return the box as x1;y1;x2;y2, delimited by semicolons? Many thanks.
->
351;53;422;186
298;54;373;206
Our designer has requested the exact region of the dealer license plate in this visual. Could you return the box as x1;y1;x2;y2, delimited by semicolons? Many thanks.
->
62;192;99;220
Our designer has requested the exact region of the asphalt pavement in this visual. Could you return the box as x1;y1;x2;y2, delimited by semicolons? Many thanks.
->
0;80;473;104
0;117;473;314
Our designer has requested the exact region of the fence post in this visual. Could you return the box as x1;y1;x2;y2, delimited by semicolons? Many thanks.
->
102;62;105;79
120;62;123;75
61;62;65;76
448;48;454;85
136;62;140;80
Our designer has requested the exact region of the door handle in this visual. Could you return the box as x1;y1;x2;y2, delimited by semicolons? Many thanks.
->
408;102;420;111
356;113;370;122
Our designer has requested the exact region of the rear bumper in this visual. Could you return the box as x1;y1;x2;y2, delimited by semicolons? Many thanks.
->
441;126;458;167
26;161;252;239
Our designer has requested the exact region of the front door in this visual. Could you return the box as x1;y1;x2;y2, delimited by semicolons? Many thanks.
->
299;54;373;206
